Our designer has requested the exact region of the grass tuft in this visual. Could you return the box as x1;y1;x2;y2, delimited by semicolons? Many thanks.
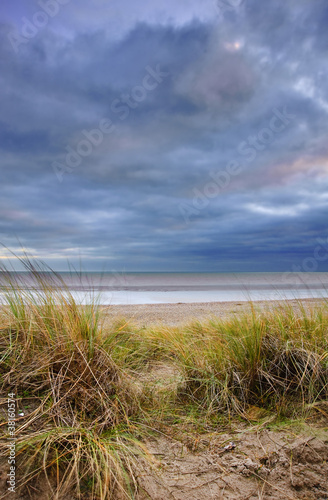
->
0;255;328;497
0;255;145;499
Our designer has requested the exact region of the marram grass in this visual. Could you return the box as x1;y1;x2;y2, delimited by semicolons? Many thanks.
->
137;303;328;417
14;427;151;500
0;257;146;499
0;257;328;498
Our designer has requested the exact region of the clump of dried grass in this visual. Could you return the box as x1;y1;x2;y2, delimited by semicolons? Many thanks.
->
0;255;145;499
13;427;150;500
1;254;328;498
137;303;328;417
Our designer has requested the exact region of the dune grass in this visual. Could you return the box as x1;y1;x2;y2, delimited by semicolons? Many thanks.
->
0;257;328;498
135;303;328;419
0;257;148;499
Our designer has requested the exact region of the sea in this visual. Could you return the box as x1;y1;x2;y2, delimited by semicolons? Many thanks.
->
2;272;328;305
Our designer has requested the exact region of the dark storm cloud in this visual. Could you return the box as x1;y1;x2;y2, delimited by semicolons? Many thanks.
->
1;0;328;270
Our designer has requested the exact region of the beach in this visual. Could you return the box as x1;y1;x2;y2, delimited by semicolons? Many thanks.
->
101;297;324;326
1;269;328;499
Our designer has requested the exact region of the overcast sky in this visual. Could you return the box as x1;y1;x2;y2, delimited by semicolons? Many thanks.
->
1;0;328;272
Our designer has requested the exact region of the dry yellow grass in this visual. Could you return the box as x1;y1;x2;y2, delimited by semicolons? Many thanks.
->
0;257;327;498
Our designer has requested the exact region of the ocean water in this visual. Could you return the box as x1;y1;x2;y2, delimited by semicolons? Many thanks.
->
2;272;328;305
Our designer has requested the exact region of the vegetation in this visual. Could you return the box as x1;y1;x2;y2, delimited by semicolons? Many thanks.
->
0;257;327;498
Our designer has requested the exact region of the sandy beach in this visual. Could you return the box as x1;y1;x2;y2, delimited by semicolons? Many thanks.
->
101;298;325;326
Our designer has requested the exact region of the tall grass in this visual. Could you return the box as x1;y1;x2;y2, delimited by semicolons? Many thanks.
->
0;257;328;498
0;256;146;499
135;302;328;418
14;427;151;500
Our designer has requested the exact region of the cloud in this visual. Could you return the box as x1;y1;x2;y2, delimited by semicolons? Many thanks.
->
0;0;328;270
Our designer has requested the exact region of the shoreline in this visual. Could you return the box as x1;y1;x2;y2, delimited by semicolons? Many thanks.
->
101;297;326;326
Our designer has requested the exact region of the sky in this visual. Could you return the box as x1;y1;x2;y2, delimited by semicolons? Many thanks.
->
1;0;328;272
